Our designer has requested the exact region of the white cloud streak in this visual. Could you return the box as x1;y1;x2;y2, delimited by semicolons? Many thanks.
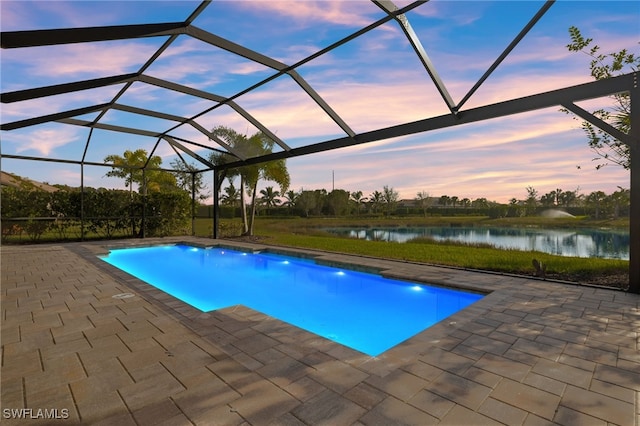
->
5;126;81;156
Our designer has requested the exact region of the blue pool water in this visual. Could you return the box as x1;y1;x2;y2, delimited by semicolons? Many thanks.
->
101;245;483;356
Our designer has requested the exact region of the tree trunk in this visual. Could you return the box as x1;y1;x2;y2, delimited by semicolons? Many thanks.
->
240;175;249;235
248;180;258;236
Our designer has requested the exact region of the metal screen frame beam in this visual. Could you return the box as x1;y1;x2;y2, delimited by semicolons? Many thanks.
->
110;104;189;123
288;70;356;138
186;25;287;71
0;74;138;103
58;118;162;138
0;103;109;131
456;0;555;110
374;0;456;113
221;73;634;168
163;136;215;169
561;102;633;147
629;80;639;293
0;154;181;173
137;75;291;152
0;22;187;48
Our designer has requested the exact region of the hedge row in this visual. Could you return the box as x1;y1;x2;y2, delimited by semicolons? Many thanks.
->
1;187;192;242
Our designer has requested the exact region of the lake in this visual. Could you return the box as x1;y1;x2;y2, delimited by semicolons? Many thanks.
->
324;226;629;260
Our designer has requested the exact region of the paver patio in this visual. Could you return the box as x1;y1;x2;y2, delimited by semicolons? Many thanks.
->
1;237;638;425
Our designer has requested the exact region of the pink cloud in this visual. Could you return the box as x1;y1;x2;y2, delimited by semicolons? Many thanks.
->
234;1;380;29
2;41;156;79
5;126;80;156
0;85;124;121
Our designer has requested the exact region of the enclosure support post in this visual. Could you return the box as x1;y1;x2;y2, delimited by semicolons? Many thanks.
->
80;163;85;241
191;172;196;236
141;169;146;239
213;169;219;239
629;75;639;293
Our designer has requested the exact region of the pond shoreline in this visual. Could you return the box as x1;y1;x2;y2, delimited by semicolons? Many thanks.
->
247;216;630;290
323;225;630;261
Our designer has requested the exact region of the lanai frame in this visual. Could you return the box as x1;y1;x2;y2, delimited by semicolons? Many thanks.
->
1;1;638;292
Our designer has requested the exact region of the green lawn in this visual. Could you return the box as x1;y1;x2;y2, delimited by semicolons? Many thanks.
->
5;215;627;287
197;216;629;287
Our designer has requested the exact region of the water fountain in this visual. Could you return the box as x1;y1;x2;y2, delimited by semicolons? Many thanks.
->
540;209;576;219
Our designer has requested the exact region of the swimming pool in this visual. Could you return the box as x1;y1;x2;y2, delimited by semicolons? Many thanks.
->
101;245;483;356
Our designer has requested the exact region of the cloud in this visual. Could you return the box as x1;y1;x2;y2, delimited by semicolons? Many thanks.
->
146;37;274;90
282;102;629;203
0;85;124;122
2;41;158;80
234;1;381;28
5;126;81;156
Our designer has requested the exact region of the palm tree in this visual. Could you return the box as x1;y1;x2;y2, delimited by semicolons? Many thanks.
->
369;190;383;214
260;186;281;213
208;126;289;236
221;182;240;207
104;149;176;195
350;191;367;216
382;185;399;216
283;190;298;215
415;191;430;217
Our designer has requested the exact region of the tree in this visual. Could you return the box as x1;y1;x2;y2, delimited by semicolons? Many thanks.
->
350;191;367;216
170;159;208;201
369;190;384;214
566;26;638;170
220;181;240;207
296;189;320;217
283;190;298;214
540;190;557;207
525;186;538;214
324;189;350;216
609;187;630;219
558;188;578;207
208;126;289;235
472;198;489;209
415;191;430;217
586;190;607;219
260;186;281;211
105;149;179;236
104;149;177;194
382;185;399;216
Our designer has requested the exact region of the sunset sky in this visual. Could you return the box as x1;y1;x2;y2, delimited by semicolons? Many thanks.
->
1;0;638;203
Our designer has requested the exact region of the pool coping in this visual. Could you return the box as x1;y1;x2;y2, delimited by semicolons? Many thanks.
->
3;237;638;425
93;239;490;358
83;238;494;365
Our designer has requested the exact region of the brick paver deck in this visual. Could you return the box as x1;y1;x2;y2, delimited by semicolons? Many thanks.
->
1;237;638;425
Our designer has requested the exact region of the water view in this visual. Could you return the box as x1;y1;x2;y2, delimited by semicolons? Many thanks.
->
325;226;629;260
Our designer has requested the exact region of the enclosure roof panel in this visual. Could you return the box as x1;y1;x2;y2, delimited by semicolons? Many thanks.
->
1;0;636;170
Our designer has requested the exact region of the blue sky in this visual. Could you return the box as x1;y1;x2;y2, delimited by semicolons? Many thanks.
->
1;0;638;203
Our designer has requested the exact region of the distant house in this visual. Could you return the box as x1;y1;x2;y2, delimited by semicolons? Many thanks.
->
397;199;417;208
398;197;443;209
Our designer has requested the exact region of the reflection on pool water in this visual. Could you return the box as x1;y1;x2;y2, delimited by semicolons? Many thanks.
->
101;245;483;357
325;226;629;260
